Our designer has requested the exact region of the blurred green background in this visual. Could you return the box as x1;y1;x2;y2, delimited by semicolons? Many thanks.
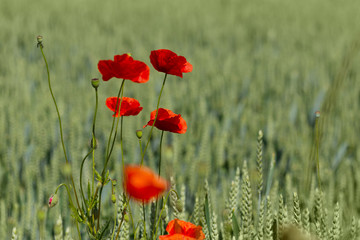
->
1;0;360;238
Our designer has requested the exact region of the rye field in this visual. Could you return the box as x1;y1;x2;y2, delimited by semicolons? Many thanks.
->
1;0;360;239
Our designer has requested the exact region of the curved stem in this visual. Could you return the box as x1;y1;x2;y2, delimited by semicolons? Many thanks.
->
141;73;168;165
39;45;82;213
80;149;94;209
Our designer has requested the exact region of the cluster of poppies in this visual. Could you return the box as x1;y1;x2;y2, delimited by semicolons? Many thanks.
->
98;50;188;134
98;49;204;239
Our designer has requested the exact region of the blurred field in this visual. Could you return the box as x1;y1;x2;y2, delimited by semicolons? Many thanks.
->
1;0;360;238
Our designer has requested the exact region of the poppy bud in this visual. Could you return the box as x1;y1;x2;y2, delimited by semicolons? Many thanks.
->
91;78;99;89
48;194;59;208
111;194;116;204
124;214;129;222
97;182;102;189
37;35;43;48
136;130;143;139
37;35;43;44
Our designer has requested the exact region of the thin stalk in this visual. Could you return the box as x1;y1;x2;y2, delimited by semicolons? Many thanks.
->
142;203;147;239
79;149;94;209
150;131;165;237
158;131;165;176
39;45;82;213
141;73;168;165
138;138;143;158
120;116;124;168
152;192;172;240
105;80;125;164
92;88;99;194
98;81;125;231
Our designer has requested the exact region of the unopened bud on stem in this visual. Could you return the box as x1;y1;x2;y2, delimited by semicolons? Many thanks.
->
91;78;99;89
48;194;59;208
136;130;143;139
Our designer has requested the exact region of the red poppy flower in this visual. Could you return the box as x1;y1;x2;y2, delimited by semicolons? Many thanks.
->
124;165;168;202
159;219;205;240
143;108;187;134
106;97;143;117
98;54;150;83
150;49;192;78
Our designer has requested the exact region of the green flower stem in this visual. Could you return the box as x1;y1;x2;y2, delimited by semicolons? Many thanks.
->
105;80;125;163
104;80;125;174
97;81;125;231
120;116;124;168
92;88;99;194
150;130;165;238
142;202;147;239
152;191;173;240
141;73;168;165
79;149;94;209
138;138;143;158
158;131;165;176
39;45;82;213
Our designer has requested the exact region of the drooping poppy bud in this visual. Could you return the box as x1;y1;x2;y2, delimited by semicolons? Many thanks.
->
48;194;59;208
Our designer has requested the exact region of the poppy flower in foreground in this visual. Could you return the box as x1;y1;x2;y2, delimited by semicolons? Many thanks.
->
159;219;205;240
124;165;168;202
98;54;150;83
143;108;187;134
150;49;193;78
106;97;143;117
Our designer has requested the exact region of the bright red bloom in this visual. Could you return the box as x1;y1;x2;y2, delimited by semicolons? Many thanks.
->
159;219;205;240
98;54;150;83
106;97;143;117
143;108;187;134
124;165;168;202
150;49;192;77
